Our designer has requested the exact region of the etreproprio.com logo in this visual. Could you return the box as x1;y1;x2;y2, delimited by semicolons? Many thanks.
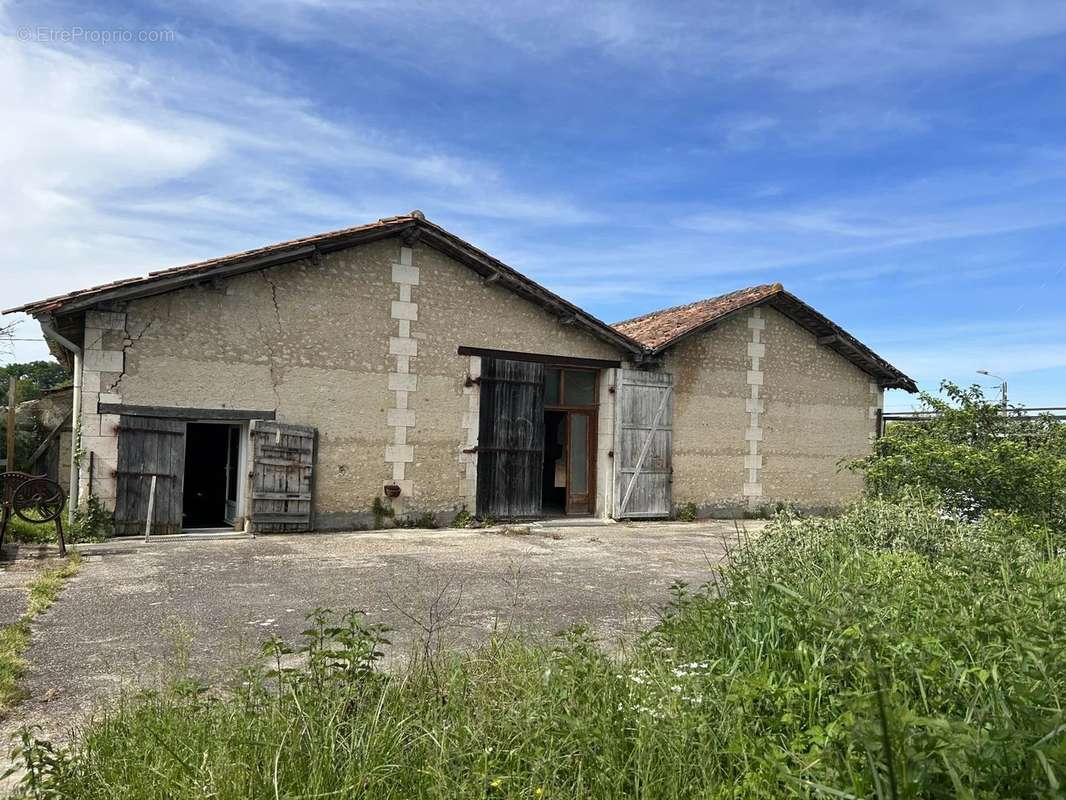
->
17;26;176;44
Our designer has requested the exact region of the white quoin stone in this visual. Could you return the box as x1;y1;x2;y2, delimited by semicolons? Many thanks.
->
391;264;420;285
389;337;418;357
387;408;416;428
388;372;418;392
384;444;414;463
390;301;418;321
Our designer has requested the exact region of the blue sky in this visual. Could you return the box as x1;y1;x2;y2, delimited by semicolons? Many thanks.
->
2;1;1065;410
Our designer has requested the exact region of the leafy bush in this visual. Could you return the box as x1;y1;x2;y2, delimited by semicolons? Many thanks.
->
8;499;1065;798
675;502;698;521
396;511;439;529
451;505;495;528
850;381;1066;528
3;498;111;545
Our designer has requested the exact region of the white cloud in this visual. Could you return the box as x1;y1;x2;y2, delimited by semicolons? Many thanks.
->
180;0;1066;91
0;24;599;316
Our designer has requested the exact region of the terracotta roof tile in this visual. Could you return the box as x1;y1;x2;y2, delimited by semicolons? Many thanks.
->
6;214;423;316
612;283;783;349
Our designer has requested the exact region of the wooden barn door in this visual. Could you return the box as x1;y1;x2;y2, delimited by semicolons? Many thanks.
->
114;416;186;535
249;420;316;532
614;369;673;518
476;358;545;519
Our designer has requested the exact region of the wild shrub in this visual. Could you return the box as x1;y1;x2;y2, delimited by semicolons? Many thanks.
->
675;502;698;521
850;381;1066;529
4;498;111;545
8;500;1065;798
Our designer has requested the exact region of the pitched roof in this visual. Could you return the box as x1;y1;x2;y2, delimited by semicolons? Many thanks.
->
613;283;783;350
6;212;643;355
7;212;915;390
613;283;917;391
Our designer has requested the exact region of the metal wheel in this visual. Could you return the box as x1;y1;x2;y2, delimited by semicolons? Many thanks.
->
12;477;65;524
0;472;30;505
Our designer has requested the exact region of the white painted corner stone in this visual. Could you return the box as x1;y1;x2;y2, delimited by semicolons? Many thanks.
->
458;355;481;505
743;308;765;505
384;244;421;500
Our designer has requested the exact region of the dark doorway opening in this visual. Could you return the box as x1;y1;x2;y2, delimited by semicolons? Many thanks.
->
542;410;567;515
540;366;598;516
183;423;240;529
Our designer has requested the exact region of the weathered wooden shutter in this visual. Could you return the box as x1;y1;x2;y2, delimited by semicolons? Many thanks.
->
114;416;186;536
476;357;545;519
614;369;673;518
249;420;316;532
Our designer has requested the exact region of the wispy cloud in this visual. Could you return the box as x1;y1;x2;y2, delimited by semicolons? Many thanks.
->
0;21;599;314
3;0;1066;409
181;0;1066;91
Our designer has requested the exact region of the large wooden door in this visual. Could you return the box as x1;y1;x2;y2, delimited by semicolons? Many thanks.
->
476;357;546;519
114;416;186;535
249;420;316;532
614;369;673;518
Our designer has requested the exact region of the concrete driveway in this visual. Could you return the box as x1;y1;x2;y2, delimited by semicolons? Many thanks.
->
1;519;756;752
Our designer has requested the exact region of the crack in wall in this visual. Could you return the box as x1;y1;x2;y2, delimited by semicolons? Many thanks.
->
106;315;153;394
258;272;284;411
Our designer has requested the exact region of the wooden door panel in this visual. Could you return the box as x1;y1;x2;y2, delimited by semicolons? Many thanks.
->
476;357;545;519
614;369;673;519
249;420;315;532
114;416;186;536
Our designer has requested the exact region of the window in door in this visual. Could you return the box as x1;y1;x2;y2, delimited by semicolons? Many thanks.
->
542;368;598;515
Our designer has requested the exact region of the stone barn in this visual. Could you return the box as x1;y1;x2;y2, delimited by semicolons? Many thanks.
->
6;212;915;534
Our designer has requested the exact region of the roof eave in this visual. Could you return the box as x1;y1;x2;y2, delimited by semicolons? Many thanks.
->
5;221;415;317
9;215;645;356
640;290;917;392
415;221;644;355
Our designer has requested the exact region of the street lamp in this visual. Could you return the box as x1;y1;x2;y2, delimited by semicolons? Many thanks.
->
977;370;1007;408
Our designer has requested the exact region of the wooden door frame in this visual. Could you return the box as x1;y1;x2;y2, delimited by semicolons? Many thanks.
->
544;367;599;516
184;419;249;530
562;409;597;515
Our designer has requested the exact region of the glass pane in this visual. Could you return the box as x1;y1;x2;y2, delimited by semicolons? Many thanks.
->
564;370;596;406
569;414;588;494
544;368;561;405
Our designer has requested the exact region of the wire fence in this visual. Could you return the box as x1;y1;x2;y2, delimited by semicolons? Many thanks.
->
880;407;1066;437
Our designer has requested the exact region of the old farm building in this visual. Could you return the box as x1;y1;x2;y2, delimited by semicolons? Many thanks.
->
7;212;915;534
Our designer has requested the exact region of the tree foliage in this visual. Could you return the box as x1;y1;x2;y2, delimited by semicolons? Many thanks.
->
850;381;1066;526
0;360;70;402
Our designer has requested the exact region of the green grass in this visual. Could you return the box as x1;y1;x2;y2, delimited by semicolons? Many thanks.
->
6;501;1066;799
0;515;54;546
0;553;80;714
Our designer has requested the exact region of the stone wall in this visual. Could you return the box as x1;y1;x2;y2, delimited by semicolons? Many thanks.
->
75;237;622;528
668;305;880;515
67;237;886;526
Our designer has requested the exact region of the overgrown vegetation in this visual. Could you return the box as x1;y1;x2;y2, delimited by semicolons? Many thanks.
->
397;511;439;529
451;505;496;528
6;384;1066;797
3;499;111;546
6;497;1064;798
674;501;698;521
851;380;1066;529
0;554;80;714
370;496;395;529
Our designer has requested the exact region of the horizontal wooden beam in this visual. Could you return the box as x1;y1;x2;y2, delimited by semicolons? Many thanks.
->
99;403;276;421
816;334;839;345
457;345;620;370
